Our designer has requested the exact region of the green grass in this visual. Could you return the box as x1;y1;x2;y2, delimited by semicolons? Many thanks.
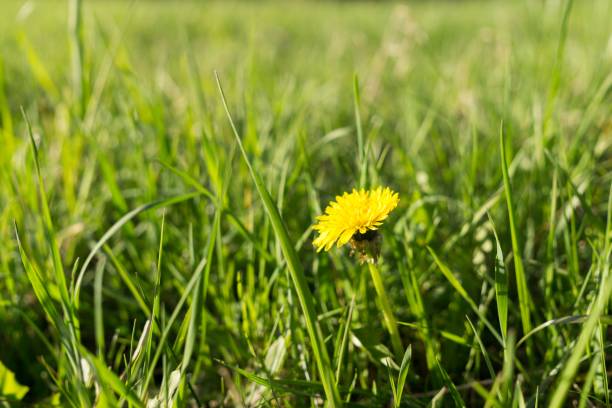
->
1;0;611;406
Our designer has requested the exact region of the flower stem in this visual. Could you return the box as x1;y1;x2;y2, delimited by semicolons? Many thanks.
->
368;262;403;359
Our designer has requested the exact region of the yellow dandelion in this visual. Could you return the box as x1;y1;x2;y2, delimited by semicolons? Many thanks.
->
313;187;399;260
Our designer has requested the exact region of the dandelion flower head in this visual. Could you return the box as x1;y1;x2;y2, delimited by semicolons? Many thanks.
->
313;187;399;252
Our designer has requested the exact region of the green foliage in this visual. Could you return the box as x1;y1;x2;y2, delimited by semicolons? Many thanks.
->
0;360;29;401
0;0;610;406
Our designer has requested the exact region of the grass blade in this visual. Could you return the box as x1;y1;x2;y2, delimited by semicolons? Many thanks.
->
435;358;466;408
181;208;220;377
140;266;200;394
516;315;612;348
501;331;516;404
499;123;532;338
85;350;144;408
548;183;612;408
488;214;508;341
466;316;496;383
93;260;105;356
22;108;72;316
215;71;342;407
368;262;403;359
394;344;412;408
334;295;355;384
353;74;366;189
73;191;201;306
14;224;63;332
103;245;151;317
428;247;503;346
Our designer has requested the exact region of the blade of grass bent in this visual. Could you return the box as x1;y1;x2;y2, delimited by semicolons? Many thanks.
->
516;315;612;348
73;191;201;306
215;71;342;407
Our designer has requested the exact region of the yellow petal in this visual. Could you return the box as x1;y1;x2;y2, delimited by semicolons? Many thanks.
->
312;187;399;253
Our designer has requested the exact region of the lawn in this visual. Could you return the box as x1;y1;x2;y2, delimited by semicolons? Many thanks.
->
0;0;611;406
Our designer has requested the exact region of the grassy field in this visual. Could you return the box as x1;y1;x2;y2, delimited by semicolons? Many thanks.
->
1;0;611;406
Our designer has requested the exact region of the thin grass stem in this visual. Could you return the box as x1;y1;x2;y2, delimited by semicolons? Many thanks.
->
367;262;403;360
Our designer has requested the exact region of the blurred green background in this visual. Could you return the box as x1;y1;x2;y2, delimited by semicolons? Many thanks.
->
0;0;611;406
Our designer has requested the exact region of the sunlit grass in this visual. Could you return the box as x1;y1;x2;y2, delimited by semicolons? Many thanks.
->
0;0;611;406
